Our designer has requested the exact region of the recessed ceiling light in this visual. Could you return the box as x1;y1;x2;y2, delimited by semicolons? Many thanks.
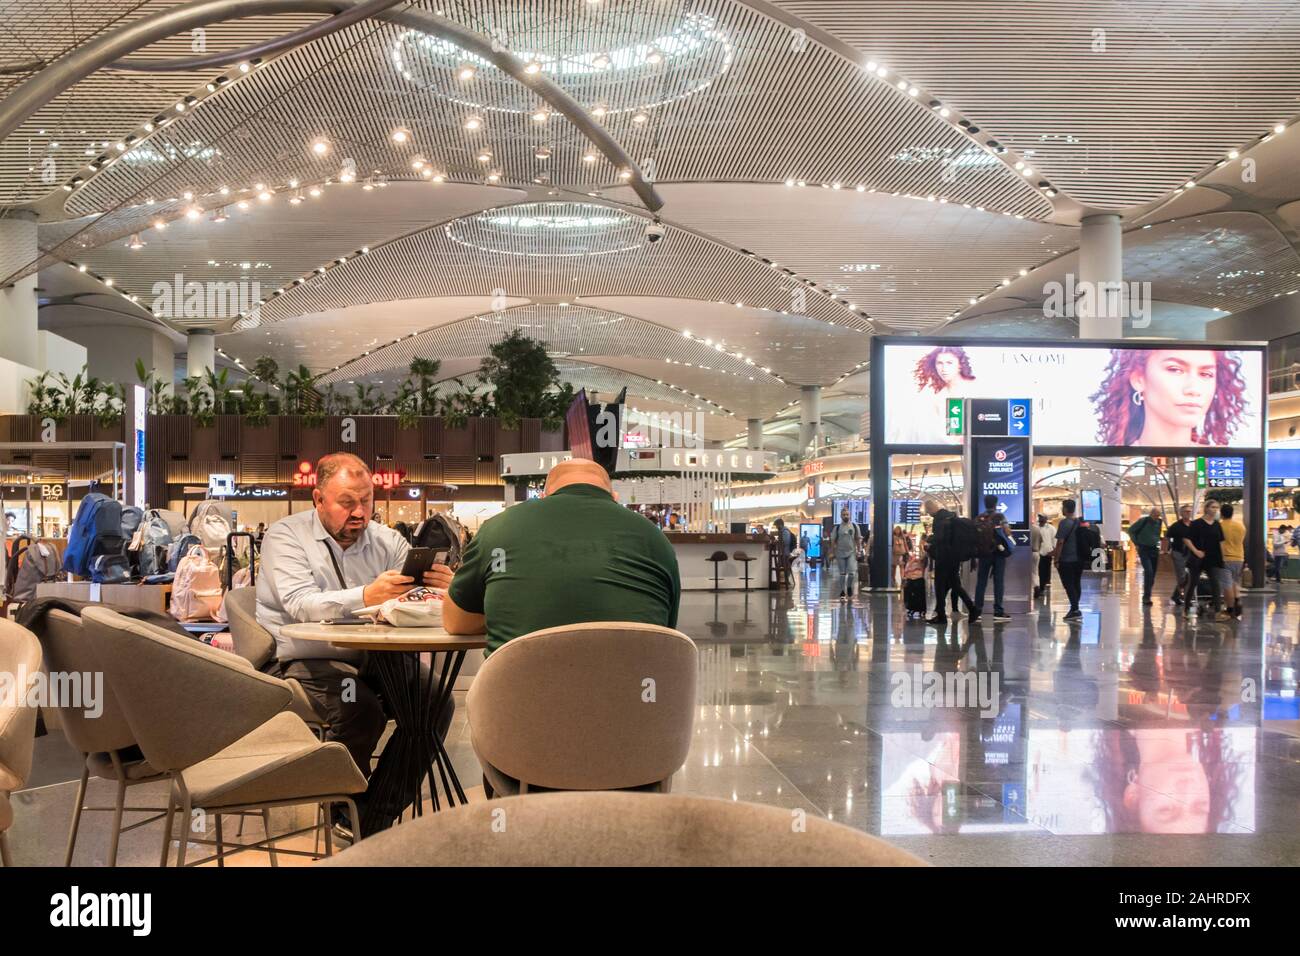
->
457;64;476;81
391;126;412;143
311;138;329;156
464;115;483;131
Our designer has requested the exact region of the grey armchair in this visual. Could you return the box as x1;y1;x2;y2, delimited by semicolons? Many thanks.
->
467;622;697;795
82;607;366;866
0;619;42;866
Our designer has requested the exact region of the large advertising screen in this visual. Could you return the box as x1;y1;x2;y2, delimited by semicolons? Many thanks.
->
882;343;1264;449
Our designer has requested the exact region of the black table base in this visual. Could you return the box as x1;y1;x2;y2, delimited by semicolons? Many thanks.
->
360;649;467;836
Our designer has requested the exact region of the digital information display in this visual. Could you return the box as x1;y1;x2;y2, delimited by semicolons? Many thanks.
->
883;343;1263;448
1081;488;1103;523
971;436;1029;528
890;498;922;525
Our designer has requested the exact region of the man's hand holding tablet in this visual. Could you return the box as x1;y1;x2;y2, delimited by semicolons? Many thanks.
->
362;569;416;607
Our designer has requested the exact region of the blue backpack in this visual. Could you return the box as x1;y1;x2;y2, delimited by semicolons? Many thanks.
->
63;493;125;578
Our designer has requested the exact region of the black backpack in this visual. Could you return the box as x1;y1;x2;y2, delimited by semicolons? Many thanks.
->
974;513;999;557
950;517;981;562
413;512;468;567
1069;520;1102;562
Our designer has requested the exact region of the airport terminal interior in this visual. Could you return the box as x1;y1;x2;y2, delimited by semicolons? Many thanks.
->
0;0;1299;874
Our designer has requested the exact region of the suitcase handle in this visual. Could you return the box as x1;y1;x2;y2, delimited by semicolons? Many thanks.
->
225;531;259;590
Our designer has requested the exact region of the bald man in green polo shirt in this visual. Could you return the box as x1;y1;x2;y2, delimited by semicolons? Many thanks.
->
442;458;681;654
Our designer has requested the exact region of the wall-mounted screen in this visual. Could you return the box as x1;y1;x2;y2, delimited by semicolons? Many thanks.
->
1081;488;1103;523
882;342;1263;449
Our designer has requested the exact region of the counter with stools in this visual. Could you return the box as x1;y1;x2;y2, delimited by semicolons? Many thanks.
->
666;533;769;590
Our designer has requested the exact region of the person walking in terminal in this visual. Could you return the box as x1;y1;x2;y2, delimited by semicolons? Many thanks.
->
829;507;861;602
256;452;455;834
1127;506;1164;606
773;517;795;586
1165;503;1194;605
1272;524;1290;583
1052;499;1085;620
972;494;1013;622
440;458;681;655
922;497;976;625
1183;499;1225;618
1031;513;1056;600
1218;503;1246;620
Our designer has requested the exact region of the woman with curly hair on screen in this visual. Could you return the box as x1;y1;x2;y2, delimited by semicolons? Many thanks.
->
1089;349;1249;447
899;346;978;444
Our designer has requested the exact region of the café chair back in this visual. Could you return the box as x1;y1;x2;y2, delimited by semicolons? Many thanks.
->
82;606;366;866
29;608;170;866
223;587;325;730
0;619;42;866
467;622;696;795
324;792;927;867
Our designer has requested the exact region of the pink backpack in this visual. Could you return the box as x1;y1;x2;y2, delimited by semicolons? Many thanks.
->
170;544;224;622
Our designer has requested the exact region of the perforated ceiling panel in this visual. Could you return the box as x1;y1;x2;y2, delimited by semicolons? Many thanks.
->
256;200;871;330
773;0;1300;209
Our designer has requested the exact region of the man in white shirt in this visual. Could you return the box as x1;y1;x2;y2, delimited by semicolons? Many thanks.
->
257;452;453;831
1031;514;1056;600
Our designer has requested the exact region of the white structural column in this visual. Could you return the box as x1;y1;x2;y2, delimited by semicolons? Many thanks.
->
799;385;821;456
0;213;39;369
1078;214;1124;340
186;328;216;380
1078;213;1124;543
747;417;764;449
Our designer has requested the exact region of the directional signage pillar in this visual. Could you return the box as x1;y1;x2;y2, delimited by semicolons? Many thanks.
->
964;399;1034;616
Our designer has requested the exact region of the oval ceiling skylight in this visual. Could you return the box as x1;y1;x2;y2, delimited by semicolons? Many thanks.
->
445;201;648;257
391;12;733;115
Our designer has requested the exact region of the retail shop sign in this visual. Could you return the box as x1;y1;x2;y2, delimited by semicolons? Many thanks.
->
293;462;406;489
803;460;826;476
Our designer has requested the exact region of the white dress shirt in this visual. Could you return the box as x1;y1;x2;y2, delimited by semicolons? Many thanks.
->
256;508;410;663
1036;522;1056;556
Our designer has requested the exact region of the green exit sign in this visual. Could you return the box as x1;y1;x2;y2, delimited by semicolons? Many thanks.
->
945;398;964;436
1196;457;1206;488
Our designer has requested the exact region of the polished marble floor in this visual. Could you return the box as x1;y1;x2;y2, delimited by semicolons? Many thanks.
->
8;563;1300;866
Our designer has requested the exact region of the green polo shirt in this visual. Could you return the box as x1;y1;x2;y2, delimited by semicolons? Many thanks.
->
448;483;681;655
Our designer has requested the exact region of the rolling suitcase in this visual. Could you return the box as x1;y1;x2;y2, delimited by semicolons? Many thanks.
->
904;577;928;617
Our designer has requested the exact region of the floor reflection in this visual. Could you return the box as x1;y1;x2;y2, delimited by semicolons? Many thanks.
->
675;565;1300;864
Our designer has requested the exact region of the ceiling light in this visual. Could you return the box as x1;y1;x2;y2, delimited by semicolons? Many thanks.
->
584;152;598;163
876;66;887;77
128;233;146;249
174;102;186;112
535;145;552;160
457;64;476;81
238;61;250;73
646;47;664;65
464;115;483;131
219;185;229;195
104;278;114;287
524;59;542;74
311;138;329;156
593;52;610;69
391;126;412;143
1274;124;1286;134
477;149;492;163
619;168;632;179
185;206;202;221
258;189;272;201
1022;167;1033;176
431;172;446;183
338;167;355;183
487;172;501;183
907;87;918;96
591;105;608;118
309;186;322;198
420;166;433;179
1227;149;1240;159
153;219;167;230
1185;181;1196;188
632;111;649;124
237;200;250;210
531;108;549;123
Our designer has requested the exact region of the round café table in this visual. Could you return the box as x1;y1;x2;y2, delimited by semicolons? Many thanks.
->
280;622;487;837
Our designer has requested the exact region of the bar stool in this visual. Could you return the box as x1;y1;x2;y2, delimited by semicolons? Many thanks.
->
706;551;728;591
733;551;756;591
